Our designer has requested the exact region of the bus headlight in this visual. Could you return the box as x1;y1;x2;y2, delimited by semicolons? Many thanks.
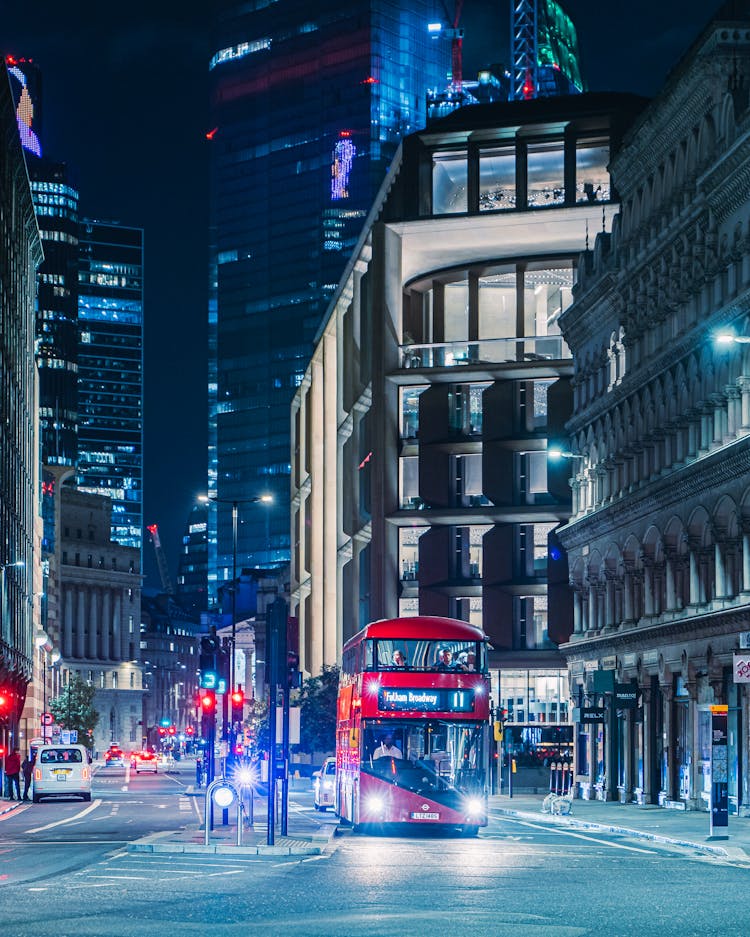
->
465;797;483;819
366;795;385;816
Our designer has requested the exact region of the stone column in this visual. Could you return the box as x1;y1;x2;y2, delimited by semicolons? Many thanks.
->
742;529;750;593
102;591;111;661
572;587;583;634
588;582;598;632
76;589;86;659
643;560;654;616
89;589;99;659
665;552;677;610
714;539;727;599
64;587;73;659
623;569;634;621
661;682;674;801
605;573;616;629
739;377;750;431
726;385;741;438
113;592;122;662
641;683;653;804
689;547;701;605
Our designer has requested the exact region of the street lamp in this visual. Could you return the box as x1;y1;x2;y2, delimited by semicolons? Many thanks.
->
715;332;750;346
0;560;25;645
35;631;59;743
198;493;273;704
547;448;584;461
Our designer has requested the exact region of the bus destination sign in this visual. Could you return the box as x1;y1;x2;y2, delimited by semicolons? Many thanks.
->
378;687;475;713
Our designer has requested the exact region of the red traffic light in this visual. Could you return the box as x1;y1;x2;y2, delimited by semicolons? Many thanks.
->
200;690;217;714
167;725;176;735
185;726;195;736
158;726;167;736
230;690;244;705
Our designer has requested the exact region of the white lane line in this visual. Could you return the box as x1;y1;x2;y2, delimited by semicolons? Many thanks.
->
25;799;102;834
492;814;656;854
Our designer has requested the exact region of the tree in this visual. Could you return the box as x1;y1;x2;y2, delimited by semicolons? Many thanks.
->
295;664;339;755
49;674;99;750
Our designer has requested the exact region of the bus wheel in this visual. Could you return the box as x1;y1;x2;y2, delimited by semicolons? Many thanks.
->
461;825;479;838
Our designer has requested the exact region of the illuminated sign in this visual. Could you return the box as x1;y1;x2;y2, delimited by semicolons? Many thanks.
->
7;64;42;157
209;39;271;70
331;133;356;201
378;687;475;712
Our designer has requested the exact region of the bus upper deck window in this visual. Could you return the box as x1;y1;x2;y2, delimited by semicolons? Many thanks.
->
364;640;375;671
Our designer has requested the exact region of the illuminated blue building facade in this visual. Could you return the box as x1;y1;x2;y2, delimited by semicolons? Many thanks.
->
77;221;144;552
207;0;450;594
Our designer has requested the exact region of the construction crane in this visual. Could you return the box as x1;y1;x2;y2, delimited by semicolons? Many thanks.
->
147;523;175;595
430;1;464;92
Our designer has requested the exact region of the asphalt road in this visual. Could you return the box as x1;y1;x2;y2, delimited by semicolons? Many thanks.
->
0;769;747;937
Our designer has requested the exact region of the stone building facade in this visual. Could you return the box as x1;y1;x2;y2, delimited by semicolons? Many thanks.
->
558;3;750;812
57;488;143;753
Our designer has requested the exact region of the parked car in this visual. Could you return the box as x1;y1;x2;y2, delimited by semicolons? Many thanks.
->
33;744;92;803
130;750;158;774
312;757;336;811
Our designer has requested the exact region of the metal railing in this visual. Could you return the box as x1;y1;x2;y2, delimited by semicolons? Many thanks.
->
400;335;570;369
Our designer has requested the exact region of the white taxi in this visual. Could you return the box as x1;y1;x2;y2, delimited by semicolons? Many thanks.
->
312;756;336;811
33;744;92;803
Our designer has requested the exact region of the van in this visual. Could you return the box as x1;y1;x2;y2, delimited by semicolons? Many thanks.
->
33;744;92;803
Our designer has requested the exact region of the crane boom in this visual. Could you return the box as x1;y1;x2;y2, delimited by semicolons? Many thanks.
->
147;523;175;595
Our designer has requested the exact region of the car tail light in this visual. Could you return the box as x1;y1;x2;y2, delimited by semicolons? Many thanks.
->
34;768;41;781
82;767;90;780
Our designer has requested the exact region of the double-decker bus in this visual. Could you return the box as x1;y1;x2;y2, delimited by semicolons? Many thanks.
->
335;616;491;835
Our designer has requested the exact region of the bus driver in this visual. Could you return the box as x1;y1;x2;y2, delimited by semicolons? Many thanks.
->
373;733;403;759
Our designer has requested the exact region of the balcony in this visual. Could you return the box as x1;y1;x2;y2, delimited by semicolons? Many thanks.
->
400;335;570;370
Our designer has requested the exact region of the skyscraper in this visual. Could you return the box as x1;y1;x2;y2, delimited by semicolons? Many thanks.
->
208;0;450;595
8;58;80;470
77;220;144;552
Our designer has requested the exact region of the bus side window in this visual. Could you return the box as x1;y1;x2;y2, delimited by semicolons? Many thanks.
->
363;640;374;671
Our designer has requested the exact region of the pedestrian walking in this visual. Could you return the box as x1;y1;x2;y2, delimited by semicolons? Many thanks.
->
21;752;33;801
195;757;203;789
4;747;21;800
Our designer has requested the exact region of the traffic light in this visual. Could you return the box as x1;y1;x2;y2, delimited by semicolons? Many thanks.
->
158;726;166;736
167;725;176;736
185;725;195;736
287;651;302;689
0;689;11;725
199;633;220;689
230;688;244;722
200;689;217;715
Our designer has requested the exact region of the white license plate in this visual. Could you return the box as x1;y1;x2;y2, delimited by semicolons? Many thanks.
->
56;775;68;781
410;811;439;820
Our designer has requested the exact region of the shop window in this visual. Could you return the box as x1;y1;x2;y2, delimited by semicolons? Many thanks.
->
576;140;610;203
479;147;516;211
527;141;565;207
432;151;468;214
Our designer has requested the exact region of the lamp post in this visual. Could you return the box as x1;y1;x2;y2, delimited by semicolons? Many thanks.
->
0;560;25;646
34;632;59;743
199;494;272;749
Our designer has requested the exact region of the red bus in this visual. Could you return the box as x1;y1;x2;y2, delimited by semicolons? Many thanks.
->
335;616;491;835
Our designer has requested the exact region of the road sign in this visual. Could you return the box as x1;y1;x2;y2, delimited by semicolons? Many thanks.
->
41;712;53;726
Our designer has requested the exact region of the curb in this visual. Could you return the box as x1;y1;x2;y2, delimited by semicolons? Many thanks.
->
491;805;742;859
0;800;24;816
126;820;338;858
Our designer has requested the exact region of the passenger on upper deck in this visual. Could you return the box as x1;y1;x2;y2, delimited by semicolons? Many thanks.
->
392;650;407;668
432;647;456;671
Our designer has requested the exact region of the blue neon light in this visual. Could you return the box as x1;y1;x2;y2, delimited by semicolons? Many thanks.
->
331;135;356;201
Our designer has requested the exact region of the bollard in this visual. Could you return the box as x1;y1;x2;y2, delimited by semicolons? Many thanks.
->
562;761;570;795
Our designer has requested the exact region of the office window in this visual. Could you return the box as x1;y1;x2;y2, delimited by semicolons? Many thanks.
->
479;147;516;211
432;151;468;214
576;140;610;203
527;141;565;207
400;457;420;508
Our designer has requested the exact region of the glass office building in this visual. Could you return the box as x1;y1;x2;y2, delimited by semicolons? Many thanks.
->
77;221;144;552
208;0;450;594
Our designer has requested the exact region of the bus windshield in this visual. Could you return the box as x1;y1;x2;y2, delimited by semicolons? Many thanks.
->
362;719;486;804
374;639;484;672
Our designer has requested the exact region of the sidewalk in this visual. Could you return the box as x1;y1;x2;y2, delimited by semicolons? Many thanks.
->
128;785;338;858
490;792;750;860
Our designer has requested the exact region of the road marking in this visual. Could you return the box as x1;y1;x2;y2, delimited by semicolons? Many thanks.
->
25;799;102;834
492;814;656;854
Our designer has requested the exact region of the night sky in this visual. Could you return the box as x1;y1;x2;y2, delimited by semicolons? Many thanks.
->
2;0;714;590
